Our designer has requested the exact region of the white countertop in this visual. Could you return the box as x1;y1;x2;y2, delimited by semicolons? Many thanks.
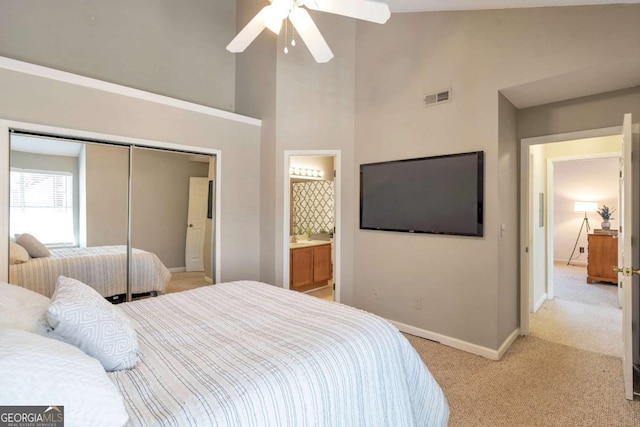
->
289;239;332;249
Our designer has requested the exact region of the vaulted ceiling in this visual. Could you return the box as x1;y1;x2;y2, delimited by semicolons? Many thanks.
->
384;0;640;13
374;0;640;107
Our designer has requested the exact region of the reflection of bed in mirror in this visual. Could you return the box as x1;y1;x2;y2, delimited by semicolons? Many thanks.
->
9;245;170;298
8;133;216;301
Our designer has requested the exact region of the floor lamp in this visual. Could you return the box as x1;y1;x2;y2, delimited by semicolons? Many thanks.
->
567;201;598;265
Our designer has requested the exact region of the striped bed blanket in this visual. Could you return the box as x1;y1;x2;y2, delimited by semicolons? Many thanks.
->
9;245;170;298
111;281;449;426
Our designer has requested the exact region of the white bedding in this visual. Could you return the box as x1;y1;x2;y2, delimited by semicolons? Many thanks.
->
9;246;170;298
111;281;449;426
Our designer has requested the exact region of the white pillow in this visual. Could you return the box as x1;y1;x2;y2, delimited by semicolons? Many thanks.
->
9;240;30;264
0;327;129;427
47;276;141;371
15;233;51;258
0;282;51;335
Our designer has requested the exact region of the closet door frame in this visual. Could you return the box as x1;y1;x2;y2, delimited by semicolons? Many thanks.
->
0;119;221;287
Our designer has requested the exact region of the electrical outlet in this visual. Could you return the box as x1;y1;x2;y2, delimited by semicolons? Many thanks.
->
373;289;380;300
579;247;585;253
414;297;422;310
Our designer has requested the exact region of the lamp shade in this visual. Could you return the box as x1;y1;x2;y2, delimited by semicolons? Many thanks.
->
574;201;598;213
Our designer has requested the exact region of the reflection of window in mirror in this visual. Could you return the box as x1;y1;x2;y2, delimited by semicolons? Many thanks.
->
10;135;82;247
10;169;74;246
8;134;132;300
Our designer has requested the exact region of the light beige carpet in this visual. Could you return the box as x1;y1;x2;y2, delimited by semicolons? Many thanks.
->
530;263;622;357
556;262;618;307
530;298;622;357
406;334;640;426
165;272;210;294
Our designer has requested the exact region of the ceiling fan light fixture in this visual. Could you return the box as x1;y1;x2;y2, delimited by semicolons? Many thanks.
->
227;0;390;63
288;7;311;32
265;17;283;34
263;4;289;34
270;0;294;16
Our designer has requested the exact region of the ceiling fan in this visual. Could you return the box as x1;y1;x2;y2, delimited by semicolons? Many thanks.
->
227;0;391;63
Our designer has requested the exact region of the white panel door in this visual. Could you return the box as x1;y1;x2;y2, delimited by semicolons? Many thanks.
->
616;113;633;400
185;177;208;272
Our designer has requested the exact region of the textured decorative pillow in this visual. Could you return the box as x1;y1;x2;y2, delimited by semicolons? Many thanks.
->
47;276;141;371
0;327;129;427
9;240;30;264
15;233;51;258
0;282;51;335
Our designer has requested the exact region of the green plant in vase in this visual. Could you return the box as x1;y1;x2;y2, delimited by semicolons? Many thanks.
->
596;205;615;231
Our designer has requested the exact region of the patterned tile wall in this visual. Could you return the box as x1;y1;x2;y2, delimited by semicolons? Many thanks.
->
292;180;334;234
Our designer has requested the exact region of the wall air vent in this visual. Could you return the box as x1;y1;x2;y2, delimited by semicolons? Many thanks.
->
423;88;452;107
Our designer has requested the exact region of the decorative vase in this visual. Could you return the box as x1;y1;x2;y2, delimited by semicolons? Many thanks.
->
601;220;611;230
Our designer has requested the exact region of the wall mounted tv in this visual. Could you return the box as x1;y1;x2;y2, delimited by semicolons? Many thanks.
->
360;151;484;237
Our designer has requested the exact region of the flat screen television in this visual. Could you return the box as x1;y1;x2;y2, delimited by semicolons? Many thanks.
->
360;151;484;237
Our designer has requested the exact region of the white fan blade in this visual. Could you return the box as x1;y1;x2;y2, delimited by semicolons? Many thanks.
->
226;6;270;53
303;0;390;24
289;7;334;63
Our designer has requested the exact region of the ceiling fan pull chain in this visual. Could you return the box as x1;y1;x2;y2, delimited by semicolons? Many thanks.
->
291;22;297;47
284;17;289;54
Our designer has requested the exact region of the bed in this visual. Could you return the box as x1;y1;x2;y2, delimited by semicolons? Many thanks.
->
109;280;449;426
1;279;449;426
9;245;171;298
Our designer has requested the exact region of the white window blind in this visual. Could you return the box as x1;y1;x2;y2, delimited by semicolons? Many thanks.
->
10;169;74;246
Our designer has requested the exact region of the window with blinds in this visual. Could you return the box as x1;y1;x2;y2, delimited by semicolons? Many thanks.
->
10;169;75;246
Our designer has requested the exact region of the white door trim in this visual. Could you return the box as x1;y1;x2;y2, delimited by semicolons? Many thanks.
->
283;150;341;303
520;126;622;335
0;119;222;285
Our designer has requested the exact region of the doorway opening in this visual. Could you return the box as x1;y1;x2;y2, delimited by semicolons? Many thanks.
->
520;119;639;400
534;145;622;357
283;150;341;303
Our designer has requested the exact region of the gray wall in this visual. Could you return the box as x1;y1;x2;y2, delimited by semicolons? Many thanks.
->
85;143;129;246
0;66;261;283
234;1;356;296
518;87;640;139
235;0;278;286
353;5;640;349
272;12;357;303
0;0;237;111
131;149;209;269
498;94;519;345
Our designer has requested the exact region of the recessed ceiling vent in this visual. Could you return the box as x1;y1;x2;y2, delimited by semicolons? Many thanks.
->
423;88;452;107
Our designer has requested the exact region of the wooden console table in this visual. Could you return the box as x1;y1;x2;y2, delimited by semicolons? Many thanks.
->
587;233;618;284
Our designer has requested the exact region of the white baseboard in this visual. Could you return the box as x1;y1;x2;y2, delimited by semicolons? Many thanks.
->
389;320;520;361
169;267;186;273
497;328;520;360
533;293;547;313
555;258;587;266
204;276;213;283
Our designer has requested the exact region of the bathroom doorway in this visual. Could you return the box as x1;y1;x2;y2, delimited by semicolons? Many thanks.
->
283;150;341;302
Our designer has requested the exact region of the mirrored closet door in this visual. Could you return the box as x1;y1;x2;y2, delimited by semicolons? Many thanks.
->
7;132;216;302
130;147;215;297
